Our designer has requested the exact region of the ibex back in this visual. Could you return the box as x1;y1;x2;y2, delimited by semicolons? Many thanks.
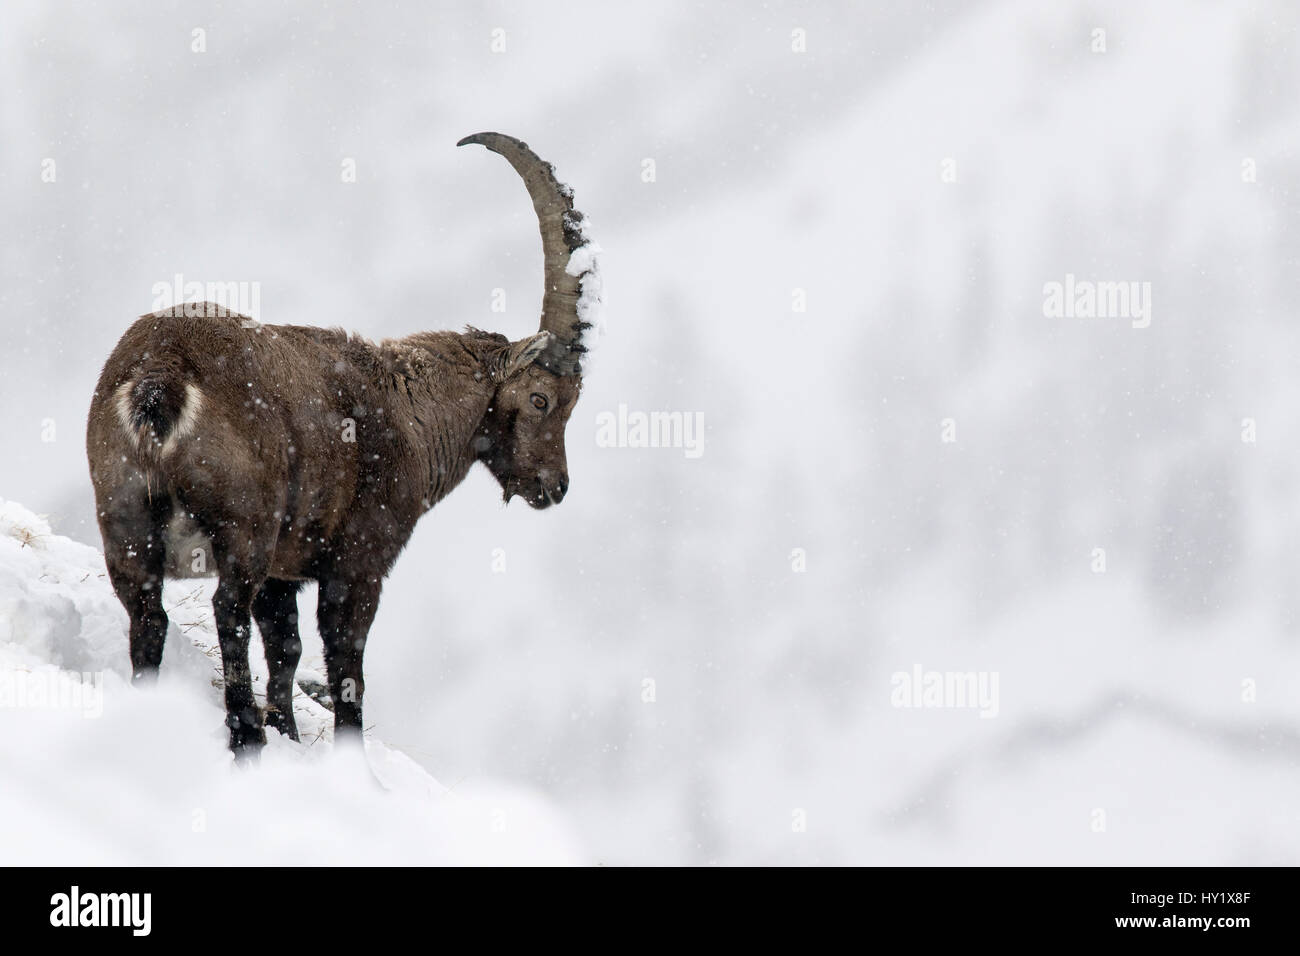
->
86;133;600;757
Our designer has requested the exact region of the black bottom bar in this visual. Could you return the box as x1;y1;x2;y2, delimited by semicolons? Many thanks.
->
3;866;1285;941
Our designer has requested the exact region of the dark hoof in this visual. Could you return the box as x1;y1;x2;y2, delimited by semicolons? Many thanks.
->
227;709;266;757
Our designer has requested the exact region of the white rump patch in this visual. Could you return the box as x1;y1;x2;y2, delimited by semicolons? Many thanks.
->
113;380;203;458
161;383;203;456
113;381;140;450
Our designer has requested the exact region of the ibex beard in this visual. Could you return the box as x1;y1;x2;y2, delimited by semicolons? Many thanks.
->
85;133;599;758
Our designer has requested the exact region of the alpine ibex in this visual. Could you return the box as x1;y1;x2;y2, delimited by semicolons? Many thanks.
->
86;133;600;756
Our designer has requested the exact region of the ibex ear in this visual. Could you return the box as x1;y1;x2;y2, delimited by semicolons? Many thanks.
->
500;331;554;380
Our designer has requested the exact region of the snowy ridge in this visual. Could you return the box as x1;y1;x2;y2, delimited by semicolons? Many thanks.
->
0;499;582;866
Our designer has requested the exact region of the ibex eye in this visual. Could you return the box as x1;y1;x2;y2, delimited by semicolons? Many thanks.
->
530;393;548;410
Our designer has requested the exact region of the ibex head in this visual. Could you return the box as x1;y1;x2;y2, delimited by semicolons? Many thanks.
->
459;132;601;510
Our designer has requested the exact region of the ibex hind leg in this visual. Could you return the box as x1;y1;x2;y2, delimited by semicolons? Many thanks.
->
199;510;279;759
253;577;304;741
96;479;173;681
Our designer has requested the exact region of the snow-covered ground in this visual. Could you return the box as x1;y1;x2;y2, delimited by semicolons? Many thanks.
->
0;500;582;865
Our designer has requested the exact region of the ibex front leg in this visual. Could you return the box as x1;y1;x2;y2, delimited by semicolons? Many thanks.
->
317;575;381;742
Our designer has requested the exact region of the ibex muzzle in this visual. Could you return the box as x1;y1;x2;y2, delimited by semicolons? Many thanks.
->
85;133;600;757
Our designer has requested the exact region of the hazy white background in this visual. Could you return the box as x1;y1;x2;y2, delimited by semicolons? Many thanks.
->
2;0;1299;865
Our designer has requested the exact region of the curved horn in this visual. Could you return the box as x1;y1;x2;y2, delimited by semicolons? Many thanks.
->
458;132;597;376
